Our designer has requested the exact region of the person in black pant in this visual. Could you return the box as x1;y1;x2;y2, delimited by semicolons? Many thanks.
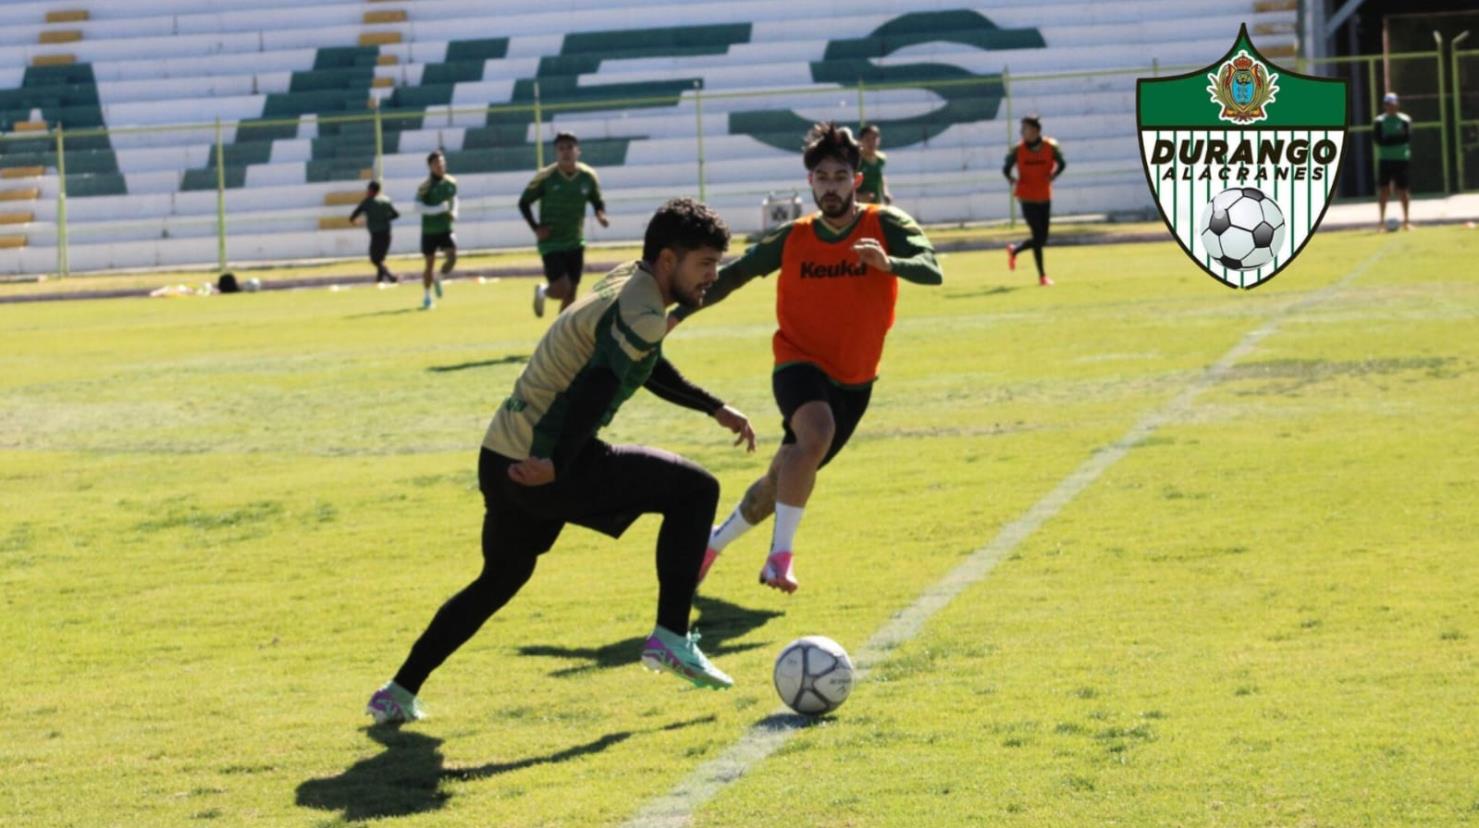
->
1003;115;1066;286
366;198;757;724
349;181;401;283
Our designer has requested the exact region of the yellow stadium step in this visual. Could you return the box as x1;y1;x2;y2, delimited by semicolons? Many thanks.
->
45;10;89;23
39;29;83;44
371;76;395;89
319;216;357;231
1254;0;1298;11
1262;43;1298;59
0;187;41;202
364;9;408;24
31;54;75;67
2;167;44;179
13;121;49;133
376;53;399;66
0;234;28;249
358;31;402;47
324;190;366;206
359;168;375;181
0;211;34;225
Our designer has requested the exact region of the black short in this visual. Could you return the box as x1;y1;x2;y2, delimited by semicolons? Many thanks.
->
477;442;716;559
1378;160;1409;189
773;362;873;469
541;248;585;286
369;231;391;264
421;232;456;258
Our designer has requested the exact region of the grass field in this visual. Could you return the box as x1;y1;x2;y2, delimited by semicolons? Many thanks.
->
3;226;1476;826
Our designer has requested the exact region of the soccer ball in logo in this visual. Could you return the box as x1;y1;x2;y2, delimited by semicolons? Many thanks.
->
1200;186;1286;270
773;636;854;715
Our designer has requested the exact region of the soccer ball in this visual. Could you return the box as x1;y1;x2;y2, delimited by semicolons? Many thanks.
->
1200;186;1286;270
773;636;854;716
1385;216;1401;232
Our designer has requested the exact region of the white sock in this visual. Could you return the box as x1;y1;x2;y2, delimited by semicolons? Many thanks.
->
709;507;753;553
771;503;804;555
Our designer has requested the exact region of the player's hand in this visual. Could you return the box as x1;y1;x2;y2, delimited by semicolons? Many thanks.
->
712;405;756;452
595;210;610;229
853;238;890;272
508;457;556;486
535;225;552;241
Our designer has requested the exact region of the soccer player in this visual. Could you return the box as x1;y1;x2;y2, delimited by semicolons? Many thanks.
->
857;124;891;206
1003;115;1065;286
367;198;756;724
670;122;942;594
521;131;610;318
349;181;400;284
416;150;458;310
1373;92;1412;232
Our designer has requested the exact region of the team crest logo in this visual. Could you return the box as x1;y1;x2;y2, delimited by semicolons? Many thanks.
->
1209;50;1278;123
1138;25;1347;289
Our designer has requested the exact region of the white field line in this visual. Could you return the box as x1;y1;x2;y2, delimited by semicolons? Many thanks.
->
622;245;1389;828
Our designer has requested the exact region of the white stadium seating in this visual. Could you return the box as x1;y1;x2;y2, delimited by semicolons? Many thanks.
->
0;0;1299;274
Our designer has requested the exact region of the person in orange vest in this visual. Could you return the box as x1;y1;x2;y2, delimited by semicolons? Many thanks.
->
669;122;943;594
1003;115;1065;286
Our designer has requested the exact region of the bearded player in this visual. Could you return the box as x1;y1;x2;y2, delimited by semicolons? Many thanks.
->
669;122;942;593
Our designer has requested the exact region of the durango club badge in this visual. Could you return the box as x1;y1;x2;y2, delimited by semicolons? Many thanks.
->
1138;25;1348;289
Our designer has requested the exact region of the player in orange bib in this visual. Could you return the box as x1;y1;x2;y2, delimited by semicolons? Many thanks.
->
669;122;943;593
1003;115;1065;286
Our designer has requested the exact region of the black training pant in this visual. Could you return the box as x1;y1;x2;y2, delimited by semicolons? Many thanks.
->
1016;200;1051;277
392;443;719;694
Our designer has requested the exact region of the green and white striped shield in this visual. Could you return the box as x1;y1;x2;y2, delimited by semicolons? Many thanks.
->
1138;25;1348;289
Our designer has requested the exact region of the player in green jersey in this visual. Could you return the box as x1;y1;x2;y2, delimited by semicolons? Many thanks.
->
857;124;891;206
366;199;757;723
416;151;458;310
349;181;400;284
520;132;610;318
1373;92;1412;232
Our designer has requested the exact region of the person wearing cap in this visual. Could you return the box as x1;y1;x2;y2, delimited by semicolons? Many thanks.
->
520;131;610;318
1373;92;1412;232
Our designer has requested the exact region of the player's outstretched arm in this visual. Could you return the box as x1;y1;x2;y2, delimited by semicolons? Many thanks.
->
669;224;789;325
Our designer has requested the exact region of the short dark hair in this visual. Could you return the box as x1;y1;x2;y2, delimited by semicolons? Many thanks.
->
643;198;730;264
1021;115;1042;130
802;121;861;171
554;131;579;147
366;181;381;194
426;150;444;165
859;124;880;138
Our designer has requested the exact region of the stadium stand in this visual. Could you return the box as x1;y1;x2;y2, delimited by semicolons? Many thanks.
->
0;0;1299;274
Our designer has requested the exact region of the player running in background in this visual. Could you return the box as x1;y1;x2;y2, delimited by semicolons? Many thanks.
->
1373;92;1412;232
1003;115;1065;286
367;199;756;723
416;150;458;310
349;181;400;284
857;124;891;206
521;131;610;318
670;122;942;594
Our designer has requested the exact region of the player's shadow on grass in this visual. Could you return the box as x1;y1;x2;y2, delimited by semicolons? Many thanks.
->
295;715;715;822
944;285;1019;300
343;308;417;319
427;354;529;373
517;594;781;678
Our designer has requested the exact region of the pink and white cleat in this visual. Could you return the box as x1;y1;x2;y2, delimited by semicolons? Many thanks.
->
696;546;720;585
759;551;798;593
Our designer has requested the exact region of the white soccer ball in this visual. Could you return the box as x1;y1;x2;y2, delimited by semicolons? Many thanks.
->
773;636;854;716
1385;216;1401;232
243;277;262;293
1199;186;1286;271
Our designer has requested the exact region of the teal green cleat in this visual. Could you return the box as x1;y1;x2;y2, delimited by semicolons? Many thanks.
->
640;626;733;690
366;681;424;724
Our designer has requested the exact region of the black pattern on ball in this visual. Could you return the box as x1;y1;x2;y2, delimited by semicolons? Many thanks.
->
1253;222;1275;247
1241;187;1265;201
1208;209;1231;234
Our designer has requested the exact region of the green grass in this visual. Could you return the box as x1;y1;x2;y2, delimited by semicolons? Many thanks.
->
3;226;1476;826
